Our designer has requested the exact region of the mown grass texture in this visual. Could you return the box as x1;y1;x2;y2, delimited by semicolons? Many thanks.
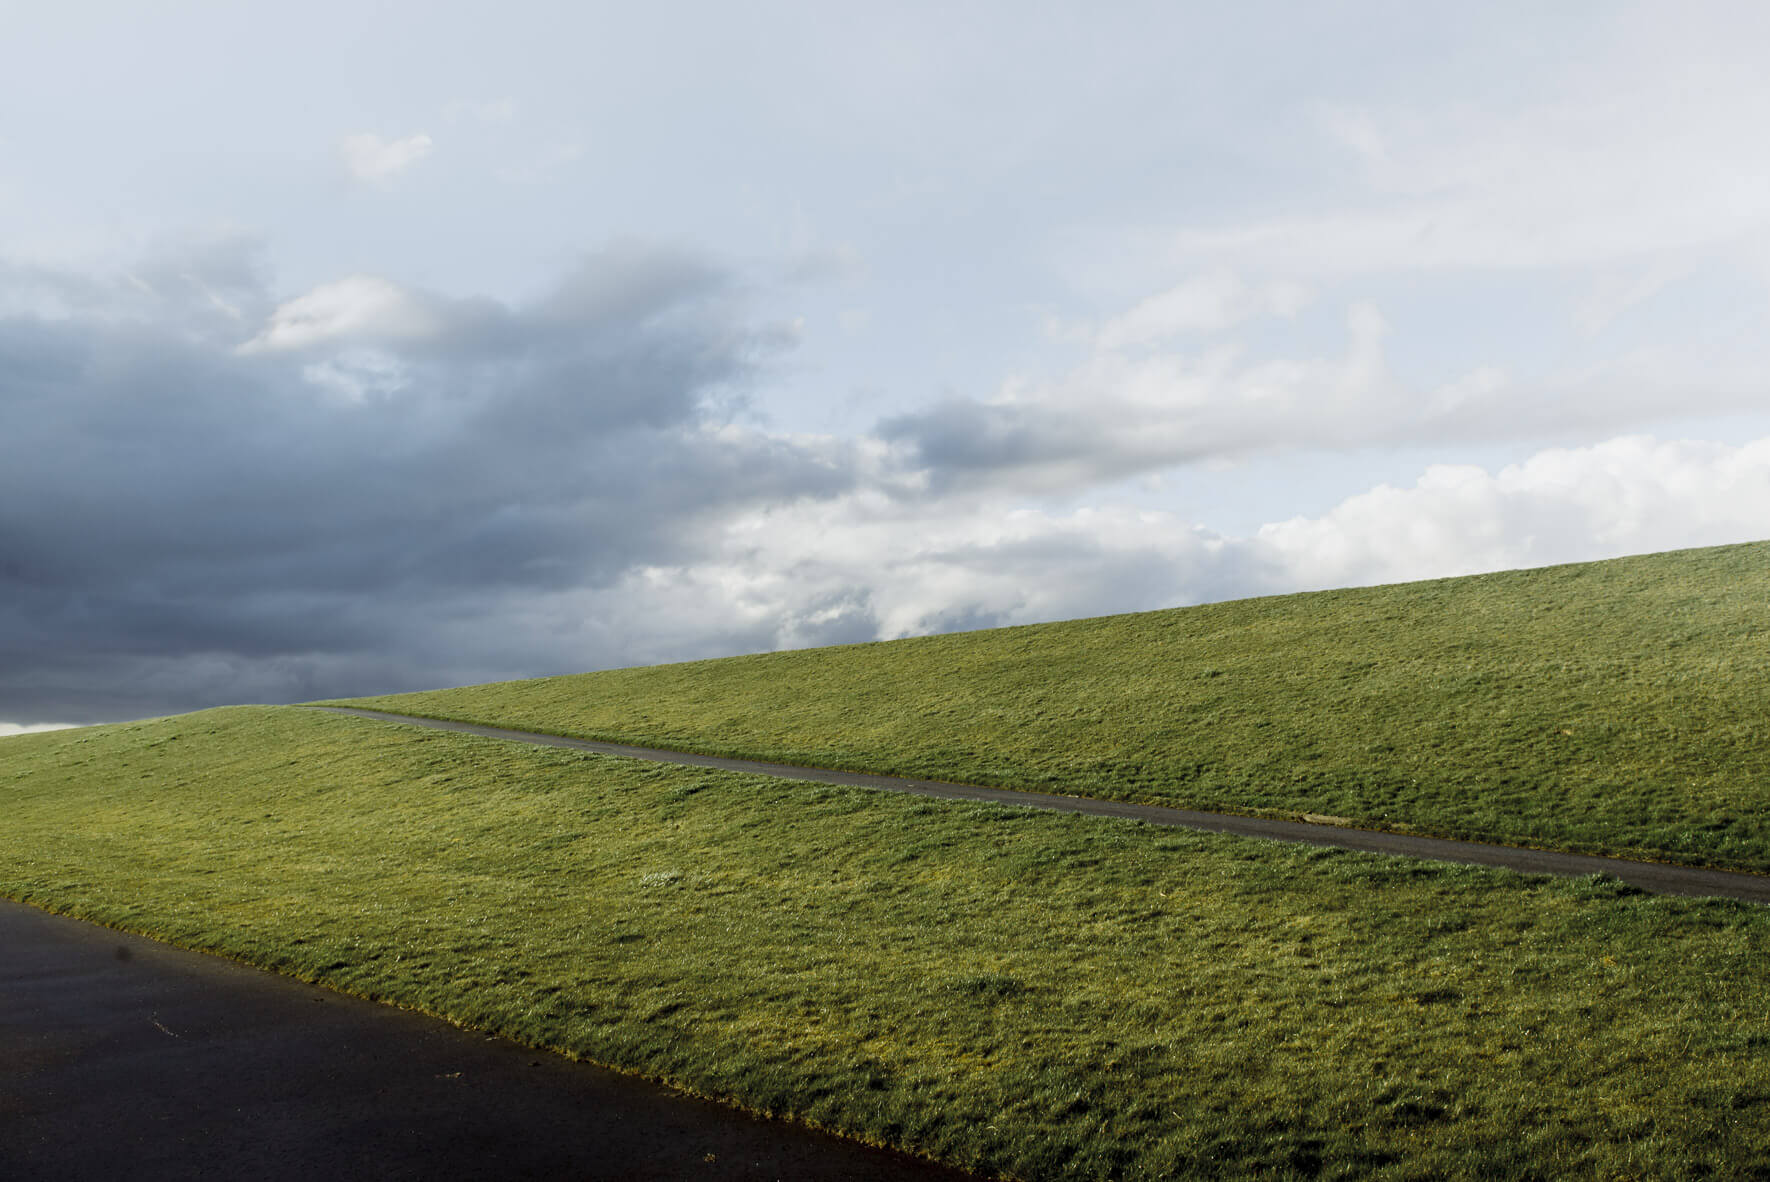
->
4;707;1769;1179
335;540;1770;872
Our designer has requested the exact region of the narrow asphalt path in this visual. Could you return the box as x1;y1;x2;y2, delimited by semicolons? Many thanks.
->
0;899;973;1182
316;706;1770;906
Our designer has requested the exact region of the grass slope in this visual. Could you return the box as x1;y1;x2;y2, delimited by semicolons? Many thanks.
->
335;540;1770;872
4;707;1770;1178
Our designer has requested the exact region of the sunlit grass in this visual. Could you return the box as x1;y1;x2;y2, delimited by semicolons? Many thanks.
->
4;706;1768;1178
334;540;1770;872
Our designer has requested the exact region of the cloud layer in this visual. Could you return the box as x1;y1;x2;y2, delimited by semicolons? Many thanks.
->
339;132;435;184
0;241;844;721
6;238;1764;726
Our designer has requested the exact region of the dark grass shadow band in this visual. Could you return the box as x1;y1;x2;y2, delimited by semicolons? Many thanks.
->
311;706;1770;906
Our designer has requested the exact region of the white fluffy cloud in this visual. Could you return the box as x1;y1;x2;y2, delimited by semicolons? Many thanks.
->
1256;434;1770;590
238;275;438;353
339;131;434;183
601;432;1770;661
1093;273;1310;349
0;722;76;737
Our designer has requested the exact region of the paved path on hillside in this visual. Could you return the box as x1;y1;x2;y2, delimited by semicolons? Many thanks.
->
317;706;1770;906
0;899;973;1182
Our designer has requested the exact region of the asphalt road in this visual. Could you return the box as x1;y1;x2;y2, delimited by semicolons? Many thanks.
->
317;706;1770;906
0;900;973;1182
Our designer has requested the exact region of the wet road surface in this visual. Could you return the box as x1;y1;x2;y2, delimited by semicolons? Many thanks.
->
0;900;974;1182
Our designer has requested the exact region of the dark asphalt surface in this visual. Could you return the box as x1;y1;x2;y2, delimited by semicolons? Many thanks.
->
0;900;973;1182
318;706;1770;906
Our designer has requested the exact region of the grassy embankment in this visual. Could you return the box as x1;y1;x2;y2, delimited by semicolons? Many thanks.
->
4;706;1770;1178
335;540;1770;873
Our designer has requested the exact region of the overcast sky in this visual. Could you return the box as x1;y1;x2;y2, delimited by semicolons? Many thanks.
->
5;2;1770;728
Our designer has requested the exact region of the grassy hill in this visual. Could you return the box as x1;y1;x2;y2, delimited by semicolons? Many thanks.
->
335;540;1770;873
3;706;1768;1178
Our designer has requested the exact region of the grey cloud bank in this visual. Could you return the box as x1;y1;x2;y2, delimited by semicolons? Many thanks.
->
0;243;851;722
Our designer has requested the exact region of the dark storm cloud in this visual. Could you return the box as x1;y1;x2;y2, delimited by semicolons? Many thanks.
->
876;398;1077;476
875;396;1226;496
0;242;853;723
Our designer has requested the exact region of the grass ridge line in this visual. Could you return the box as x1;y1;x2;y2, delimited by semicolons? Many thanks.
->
326;541;1770;876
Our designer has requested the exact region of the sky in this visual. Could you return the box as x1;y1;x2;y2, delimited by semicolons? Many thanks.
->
4;1;1770;727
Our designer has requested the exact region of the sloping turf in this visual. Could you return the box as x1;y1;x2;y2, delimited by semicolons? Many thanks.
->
334;540;1770;873
3;706;1768;1178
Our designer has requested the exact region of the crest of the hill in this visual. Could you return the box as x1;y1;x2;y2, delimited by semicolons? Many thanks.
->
335;540;1770;874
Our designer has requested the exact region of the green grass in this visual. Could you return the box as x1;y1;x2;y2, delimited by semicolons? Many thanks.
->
332;540;1770;873
4;706;1770;1178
